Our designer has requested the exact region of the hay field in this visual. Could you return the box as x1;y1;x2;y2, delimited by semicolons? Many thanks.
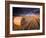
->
13;15;40;30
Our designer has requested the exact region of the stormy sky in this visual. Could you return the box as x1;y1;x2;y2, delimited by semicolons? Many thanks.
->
13;7;40;16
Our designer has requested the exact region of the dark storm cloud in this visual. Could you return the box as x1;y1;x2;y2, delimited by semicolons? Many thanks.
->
13;7;40;16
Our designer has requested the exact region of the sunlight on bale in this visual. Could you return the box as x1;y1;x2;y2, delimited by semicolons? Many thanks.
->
14;17;24;26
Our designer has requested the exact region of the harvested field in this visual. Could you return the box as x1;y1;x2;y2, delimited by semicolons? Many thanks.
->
13;15;40;30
